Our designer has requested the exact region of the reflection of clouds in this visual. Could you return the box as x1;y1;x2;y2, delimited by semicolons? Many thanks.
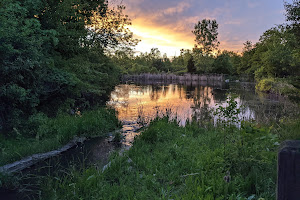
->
107;83;299;127
107;84;217;125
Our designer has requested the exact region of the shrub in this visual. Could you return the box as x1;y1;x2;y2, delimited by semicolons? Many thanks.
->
255;78;275;92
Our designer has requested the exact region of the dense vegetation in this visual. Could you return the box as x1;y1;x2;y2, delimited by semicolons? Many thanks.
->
37;103;300;199
1;0;300;199
0;0;137;135
0;108;120;166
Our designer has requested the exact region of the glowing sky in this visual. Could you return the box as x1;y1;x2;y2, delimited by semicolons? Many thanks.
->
113;0;290;56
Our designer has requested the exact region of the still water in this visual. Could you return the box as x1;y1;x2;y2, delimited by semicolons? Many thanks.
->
107;81;299;144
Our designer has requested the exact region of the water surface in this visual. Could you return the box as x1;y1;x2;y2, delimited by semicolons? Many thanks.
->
107;81;299;144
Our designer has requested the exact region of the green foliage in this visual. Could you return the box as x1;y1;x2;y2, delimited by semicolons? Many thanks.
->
111;48;172;74
39;118;278;199
255;78;275;92
0;0;61;131
256;78;300;101
212;51;237;74
192;19;220;54
112;46;241;75
215;97;241;126
192;52;215;74
276;117;300;141
87;4;139;51
238;1;300;83
0;108;120;166
285;0;300;44
0;0;134;133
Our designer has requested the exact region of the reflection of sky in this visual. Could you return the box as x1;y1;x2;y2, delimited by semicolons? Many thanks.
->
110;0;290;56
107;84;257;126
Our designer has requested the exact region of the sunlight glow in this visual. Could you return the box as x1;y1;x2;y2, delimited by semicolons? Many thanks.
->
127;21;194;57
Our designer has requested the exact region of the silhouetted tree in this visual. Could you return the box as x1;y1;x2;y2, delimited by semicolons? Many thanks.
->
192;19;220;54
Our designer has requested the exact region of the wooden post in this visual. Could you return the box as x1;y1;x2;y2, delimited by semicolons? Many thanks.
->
277;140;300;200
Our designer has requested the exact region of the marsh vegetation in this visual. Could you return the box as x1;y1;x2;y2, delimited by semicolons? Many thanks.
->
1;0;300;199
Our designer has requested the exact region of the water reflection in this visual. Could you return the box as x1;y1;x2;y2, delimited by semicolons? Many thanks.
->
108;82;299;127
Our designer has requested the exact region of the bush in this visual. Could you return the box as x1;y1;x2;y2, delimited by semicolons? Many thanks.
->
255;78;275;92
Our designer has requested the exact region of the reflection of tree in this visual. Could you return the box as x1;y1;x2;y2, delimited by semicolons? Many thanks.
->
178;85;183;99
189;86;214;125
162;85;168;98
191;103;213;126
172;84;176;95
149;85;162;101
185;83;196;99
109;84;149;111
229;82;299;123
111;82;299;126
213;89;227;103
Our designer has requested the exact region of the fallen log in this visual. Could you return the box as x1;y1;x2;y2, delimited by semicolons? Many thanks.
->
0;129;122;174
0;137;86;174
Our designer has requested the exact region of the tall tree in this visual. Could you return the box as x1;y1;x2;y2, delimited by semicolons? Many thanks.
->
88;4;139;52
192;19;220;54
0;0;75;131
38;0;108;58
284;0;300;64
285;0;300;39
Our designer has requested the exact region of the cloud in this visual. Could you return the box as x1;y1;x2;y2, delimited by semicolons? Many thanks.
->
108;0;287;56
247;1;260;8
161;1;191;16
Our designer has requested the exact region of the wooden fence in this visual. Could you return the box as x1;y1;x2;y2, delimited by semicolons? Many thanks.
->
122;73;226;88
122;73;225;82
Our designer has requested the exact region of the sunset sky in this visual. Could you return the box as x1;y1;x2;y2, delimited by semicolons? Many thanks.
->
112;0;290;56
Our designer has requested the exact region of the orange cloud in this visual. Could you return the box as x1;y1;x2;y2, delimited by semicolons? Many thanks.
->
109;0;286;56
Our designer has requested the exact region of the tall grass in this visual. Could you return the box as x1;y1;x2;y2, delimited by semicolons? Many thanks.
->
0;108;120;166
39;116;281;199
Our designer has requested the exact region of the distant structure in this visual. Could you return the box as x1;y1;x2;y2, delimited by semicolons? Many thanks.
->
122;73;226;88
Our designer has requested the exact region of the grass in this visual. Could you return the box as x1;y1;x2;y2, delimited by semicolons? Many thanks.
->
39;117;286;199
275;117;300;141
0;108;120;166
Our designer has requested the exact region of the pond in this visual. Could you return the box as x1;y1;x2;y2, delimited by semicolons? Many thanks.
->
107;80;299;146
2;80;298;199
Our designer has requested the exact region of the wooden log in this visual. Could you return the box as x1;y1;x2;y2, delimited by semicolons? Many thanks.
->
0;137;86;174
277;140;300;200
0;130;121;174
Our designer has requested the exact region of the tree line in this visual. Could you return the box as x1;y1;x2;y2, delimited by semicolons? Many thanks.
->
112;1;300;83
